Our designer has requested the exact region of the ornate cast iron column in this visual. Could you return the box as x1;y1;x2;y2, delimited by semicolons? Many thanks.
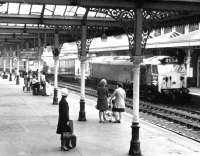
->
37;34;42;83
9;48;13;81
76;25;92;121
89;7;153;156
16;45;20;85
3;48;6;74
72;25;103;121
129;8;143;156
52;32;60;105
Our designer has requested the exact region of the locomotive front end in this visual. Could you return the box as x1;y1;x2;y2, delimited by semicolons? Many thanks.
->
157;58;189;103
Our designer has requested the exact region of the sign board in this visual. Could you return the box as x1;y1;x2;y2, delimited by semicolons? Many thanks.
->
20;53;38;60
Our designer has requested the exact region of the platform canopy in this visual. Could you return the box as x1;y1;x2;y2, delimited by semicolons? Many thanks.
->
0;0;200;52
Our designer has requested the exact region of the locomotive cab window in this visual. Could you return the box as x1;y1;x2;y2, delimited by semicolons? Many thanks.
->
152;65;158;74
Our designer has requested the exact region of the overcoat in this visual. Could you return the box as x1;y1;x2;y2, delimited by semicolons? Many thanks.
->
56;96;70;134
96;86;109;111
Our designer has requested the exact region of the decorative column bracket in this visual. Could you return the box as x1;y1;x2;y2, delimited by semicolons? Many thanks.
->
89;8;185;59
63;25;106;60
9;47;13;81
76;38;93;61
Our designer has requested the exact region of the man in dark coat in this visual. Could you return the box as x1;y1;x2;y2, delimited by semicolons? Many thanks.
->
56;88;71;151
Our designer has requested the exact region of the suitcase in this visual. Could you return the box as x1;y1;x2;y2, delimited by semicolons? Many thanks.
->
62;120;76;149
63;133;76;149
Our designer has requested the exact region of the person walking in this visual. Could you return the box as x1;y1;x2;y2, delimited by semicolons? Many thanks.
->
109;82;126;123
96;79;109;123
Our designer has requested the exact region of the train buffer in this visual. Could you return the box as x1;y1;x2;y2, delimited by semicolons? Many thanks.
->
0;77;199;156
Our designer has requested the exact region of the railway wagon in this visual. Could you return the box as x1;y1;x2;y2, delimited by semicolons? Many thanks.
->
88;56;189;103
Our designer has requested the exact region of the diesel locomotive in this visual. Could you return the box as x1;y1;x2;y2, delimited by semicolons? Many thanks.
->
88;55;189;103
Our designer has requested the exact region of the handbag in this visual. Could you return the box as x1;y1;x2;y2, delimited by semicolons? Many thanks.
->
66;120;74;133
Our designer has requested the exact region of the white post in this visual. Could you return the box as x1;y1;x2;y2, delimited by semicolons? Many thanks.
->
80;61;86;99
9;53;12;81
54;57;59;89
9;57;12;74
132;63;140;123
3;59;6;72
26;60;29;73
17;59;19;75
186;49;191;78
38;34;42;82
16;45;20;76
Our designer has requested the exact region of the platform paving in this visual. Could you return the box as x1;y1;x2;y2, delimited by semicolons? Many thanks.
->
0;77;200;156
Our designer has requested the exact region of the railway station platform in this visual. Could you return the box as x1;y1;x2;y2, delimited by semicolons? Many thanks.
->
0;77;200;156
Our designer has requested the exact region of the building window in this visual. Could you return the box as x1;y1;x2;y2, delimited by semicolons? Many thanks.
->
175;25;185;34
154;29;161;37
189;23;199;32
164;27;172;34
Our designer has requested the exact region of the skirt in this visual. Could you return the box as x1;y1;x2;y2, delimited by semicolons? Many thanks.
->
112;107;125;112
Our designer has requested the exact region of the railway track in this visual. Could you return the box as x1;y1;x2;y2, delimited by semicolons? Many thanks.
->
56;81;200;142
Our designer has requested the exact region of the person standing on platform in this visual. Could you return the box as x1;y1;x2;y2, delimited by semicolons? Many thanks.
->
27;71;32;91
40;72;46;95
56;88;76;151
31;75;39;95
23;72;28;92
109;82;126;123
96;79;109;123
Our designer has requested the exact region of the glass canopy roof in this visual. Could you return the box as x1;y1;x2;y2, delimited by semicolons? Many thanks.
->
0;0;200;48
0;2;109;27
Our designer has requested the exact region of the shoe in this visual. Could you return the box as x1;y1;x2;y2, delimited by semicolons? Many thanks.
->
67;146;73;149
99;120;103;123
112;120;121;123
61;146;69;151
112;120;118;123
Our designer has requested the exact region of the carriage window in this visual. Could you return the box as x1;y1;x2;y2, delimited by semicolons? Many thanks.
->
152;65;158;74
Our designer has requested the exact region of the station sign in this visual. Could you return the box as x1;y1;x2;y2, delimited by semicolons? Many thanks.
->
20;49;38;60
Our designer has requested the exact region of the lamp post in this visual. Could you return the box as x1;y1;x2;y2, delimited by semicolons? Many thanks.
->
52;32;60;105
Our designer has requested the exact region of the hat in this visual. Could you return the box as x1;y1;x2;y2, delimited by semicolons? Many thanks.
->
61;88;69;96
99;79;107;87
